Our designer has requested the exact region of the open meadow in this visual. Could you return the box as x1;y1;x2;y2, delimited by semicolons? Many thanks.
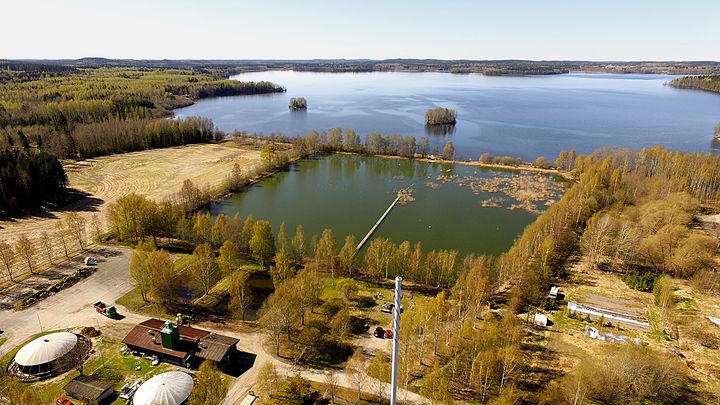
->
0;143;263;284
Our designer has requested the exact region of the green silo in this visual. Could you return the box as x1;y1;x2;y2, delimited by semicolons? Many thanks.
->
160;321;180;349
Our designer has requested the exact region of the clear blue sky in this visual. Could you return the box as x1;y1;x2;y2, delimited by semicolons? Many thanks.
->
2;0;718;60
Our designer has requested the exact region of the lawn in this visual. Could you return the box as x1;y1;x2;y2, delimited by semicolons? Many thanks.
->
2;330;175;405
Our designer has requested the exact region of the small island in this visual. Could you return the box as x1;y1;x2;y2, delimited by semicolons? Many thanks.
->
289;97;307;110
716;122;720;139
425;107;457;125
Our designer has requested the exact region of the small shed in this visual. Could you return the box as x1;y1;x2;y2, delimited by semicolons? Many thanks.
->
549;286;559;300
63;375;113;405
533;313;548;327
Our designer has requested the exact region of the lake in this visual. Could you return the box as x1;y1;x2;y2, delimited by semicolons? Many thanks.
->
210;154;564;256
175;71;720;161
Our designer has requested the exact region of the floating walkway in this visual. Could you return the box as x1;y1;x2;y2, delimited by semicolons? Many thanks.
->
356;185;413;251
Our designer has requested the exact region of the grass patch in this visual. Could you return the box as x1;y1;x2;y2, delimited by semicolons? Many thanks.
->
47;337;173;405
679;297;698;311
193;274;233;311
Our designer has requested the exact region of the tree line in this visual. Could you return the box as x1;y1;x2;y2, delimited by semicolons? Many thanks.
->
499;145;720;312
0;67;284;158
0;149;66;215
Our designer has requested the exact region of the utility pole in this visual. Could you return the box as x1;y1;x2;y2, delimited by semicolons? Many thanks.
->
390;276;402;405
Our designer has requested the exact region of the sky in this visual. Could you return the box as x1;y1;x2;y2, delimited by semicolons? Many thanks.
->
1;0;719;61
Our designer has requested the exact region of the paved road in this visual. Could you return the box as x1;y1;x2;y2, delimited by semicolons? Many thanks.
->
0;247;136;356
0;245;430;404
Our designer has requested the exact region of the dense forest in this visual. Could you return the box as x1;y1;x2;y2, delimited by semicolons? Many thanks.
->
0;149;67;215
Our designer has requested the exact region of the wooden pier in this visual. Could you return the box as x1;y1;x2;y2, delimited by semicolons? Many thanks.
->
356;194;402;251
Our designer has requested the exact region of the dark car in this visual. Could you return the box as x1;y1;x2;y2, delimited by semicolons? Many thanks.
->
374;327;385;338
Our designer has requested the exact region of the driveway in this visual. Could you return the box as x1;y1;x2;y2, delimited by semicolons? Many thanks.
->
0;246;135;356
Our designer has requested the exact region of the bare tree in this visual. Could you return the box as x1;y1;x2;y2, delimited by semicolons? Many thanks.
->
0;240;16;282
40;232;53;265
190;244;219;296
324;371;339;404
55;221;69;257
90;213;103;242
15;235;35;274
65;212;87;250
348;366;368;401
228;271;252;323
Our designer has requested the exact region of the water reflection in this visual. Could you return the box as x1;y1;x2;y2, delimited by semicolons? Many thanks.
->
425;124;456;136
175;71;720;160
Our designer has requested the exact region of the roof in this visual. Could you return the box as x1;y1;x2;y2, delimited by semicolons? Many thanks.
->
122;319;211;359
139;319;210;341
14;332;78;366
63;375;113;400
133;371;194;405
196;333;239;362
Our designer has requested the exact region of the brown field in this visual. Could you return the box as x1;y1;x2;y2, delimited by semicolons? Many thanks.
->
0;143;263;283
552;256;720;401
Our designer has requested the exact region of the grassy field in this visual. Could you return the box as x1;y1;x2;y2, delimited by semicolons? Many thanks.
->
0;142;263;284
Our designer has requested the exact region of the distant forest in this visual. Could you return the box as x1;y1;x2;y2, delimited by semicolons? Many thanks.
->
5;58;720;75
0;64;285;214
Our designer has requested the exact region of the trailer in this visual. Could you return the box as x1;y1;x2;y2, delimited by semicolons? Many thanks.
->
93;301;117;318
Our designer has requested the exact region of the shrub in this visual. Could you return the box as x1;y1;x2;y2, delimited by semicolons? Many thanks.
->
624;272;657;292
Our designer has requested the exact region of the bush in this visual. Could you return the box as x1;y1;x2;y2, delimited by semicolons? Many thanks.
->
624;272;657;292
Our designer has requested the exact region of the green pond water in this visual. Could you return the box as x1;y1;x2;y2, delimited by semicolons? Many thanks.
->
210;154;552;256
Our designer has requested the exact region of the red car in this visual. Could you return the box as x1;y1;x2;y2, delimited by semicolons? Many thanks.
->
384;329;393;339
55;397;74;405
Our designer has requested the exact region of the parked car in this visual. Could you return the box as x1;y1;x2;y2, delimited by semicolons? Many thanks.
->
84;256;96;266
384;329;394;339
55;397;73;405
119;379;143;400
93;301;117;318
373;327;385;338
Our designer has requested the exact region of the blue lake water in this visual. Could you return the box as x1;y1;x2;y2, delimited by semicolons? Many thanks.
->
175;71;720;160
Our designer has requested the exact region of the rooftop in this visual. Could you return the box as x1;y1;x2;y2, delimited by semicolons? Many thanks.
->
63;375;113;400
196;333;239;362
122;319;238;363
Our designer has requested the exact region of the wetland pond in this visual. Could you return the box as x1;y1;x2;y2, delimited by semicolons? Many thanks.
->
210;154;565;256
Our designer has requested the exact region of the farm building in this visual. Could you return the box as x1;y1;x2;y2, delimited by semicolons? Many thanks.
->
122;319;238;369
63;375;113;405
7;332;91;381
132;371;194;405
